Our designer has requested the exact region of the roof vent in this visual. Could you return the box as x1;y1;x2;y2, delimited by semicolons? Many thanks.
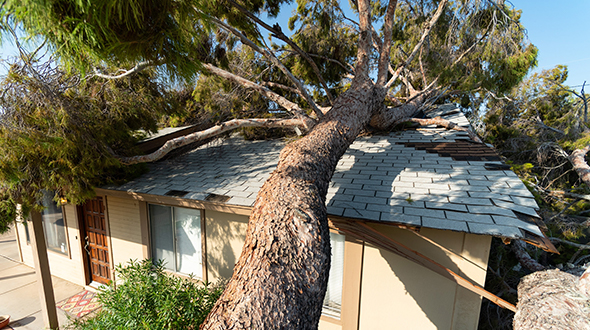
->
164;190;189;197
205;193;231;203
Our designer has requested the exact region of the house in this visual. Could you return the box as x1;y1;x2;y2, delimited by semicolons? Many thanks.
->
13;104;555;329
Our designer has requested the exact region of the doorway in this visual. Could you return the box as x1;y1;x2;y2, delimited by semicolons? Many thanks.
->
79;197;111;285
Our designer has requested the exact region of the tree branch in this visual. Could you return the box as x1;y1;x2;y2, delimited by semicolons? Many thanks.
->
549;237;590;250
225;0;335;105
92;61;153;79
355;0;373;79
385;0;448;89
202;63;313;127
511;239;545;272
569;145;590;186
408;116;482;143
376;0;398;86
207;16;324;119
115;118;307;164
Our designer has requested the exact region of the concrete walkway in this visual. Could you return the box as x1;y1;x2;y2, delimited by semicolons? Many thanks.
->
0;228;84;330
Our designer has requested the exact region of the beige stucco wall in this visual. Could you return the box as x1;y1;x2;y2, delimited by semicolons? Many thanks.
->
357;225;491;330
107;196;145;268
204;210;249;282
15;204;87;286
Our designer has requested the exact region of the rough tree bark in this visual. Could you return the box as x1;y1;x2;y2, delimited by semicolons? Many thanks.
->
200;0;382;328
513;267;590;330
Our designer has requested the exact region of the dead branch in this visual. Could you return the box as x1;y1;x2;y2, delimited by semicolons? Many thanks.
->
115;118;307;164
549;198;581;221
511;240;545;272
569;145;590;186
409;116;482;143
385;0;449;89
225;0;335;105
549;237;590;250
488;266;518;295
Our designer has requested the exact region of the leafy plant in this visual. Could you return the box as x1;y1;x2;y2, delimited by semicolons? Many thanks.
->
68;259;224;330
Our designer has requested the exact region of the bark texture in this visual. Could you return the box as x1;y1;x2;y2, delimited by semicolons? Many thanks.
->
511;240;545;272
116;118;307;164
200;78;378;329
513;268;590;330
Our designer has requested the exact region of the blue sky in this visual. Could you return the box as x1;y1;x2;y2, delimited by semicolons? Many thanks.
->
1;1;588;91
512;0;590;91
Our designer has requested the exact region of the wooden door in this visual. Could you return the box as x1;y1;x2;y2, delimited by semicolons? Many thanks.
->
81;197;111;284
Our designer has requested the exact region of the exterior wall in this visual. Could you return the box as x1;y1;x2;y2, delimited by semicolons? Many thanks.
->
15;204;87;286
14;190;492;329
357;225;491;330
106;196;146;268
204;210;248;282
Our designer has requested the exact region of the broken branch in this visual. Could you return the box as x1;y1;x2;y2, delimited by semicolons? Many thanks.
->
385;0;448;89
409;116;482;143
115;118;308;165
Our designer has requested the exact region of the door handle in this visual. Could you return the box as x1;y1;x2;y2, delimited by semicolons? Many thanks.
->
84;236;91;254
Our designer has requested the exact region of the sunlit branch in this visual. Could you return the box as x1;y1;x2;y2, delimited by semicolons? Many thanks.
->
208;16;324;119
92;61;153;79
385;0;448;89
115;118;308;165
202;63;313;126
225;0;335;105
377;0;398;86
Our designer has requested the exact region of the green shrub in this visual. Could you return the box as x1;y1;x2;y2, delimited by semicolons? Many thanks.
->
68;259;224;330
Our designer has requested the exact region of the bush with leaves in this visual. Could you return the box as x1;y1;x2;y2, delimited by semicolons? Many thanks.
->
68;259;224;330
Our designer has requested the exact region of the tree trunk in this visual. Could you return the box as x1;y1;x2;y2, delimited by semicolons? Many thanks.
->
201;77;377;329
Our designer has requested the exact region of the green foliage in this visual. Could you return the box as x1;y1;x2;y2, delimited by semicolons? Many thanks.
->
0;197;17;234
68;259;224;330
0;58;179;211
1;0;290;81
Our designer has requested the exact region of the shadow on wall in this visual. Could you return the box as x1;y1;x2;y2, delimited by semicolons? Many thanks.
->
205;210;249;281
328;136;489;329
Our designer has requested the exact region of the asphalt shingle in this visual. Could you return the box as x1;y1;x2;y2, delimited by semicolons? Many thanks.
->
107;104;546;241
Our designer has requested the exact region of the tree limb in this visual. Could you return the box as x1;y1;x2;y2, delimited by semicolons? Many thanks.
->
569;145;590;186
511;239;545;272
549;237;590;250
207;16;324;119
115;118;307;164
385;0;448;89
376;0;398;86
224;0;335;106
355;0;373;79
409;116;482;143
261;81;303;98
202;63;313;126
92;61;153;79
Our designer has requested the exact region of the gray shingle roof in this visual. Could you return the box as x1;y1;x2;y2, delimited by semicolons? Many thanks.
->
105;105;545;241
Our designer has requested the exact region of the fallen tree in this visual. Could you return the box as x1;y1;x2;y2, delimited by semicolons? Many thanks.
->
0;0;538;327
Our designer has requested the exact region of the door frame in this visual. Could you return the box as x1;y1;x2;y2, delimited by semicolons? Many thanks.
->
77;196;113;285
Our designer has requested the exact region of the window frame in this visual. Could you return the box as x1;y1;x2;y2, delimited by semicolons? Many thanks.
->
40;191;70;256
147;203;206;279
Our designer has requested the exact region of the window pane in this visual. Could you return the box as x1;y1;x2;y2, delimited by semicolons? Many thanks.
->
323;232;345;318
149;204;174;271
40;191;68;255
174;207;202;278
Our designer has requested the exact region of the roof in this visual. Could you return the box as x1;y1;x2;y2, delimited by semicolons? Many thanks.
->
104;104;551;246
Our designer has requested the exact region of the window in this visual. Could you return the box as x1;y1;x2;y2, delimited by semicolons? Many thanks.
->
40;191;68;255
323;232;345;318
149;204;203;278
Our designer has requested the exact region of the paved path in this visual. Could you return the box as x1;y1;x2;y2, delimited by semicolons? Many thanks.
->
0;228;84;329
